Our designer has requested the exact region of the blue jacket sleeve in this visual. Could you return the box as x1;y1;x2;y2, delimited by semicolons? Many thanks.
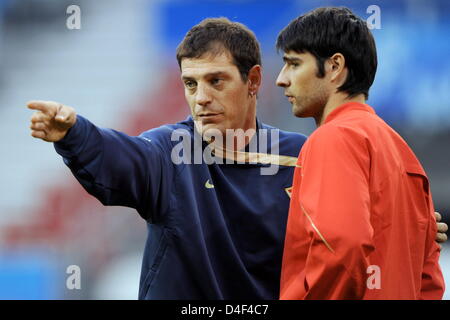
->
54;115;173;222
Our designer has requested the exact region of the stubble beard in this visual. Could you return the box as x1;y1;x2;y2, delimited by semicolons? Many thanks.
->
293;83;329;119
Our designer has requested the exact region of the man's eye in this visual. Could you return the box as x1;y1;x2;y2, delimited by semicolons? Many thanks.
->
185;81;196;89
211;78;222;85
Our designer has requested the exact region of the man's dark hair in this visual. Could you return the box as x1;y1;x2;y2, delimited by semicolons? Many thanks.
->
176;17;261;82
276;7;377;99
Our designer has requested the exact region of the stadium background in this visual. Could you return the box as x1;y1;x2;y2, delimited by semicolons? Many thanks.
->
0;0;448;299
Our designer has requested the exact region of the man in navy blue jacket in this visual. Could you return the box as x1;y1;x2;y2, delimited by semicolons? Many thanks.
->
27;18;447;299
27;18;307;299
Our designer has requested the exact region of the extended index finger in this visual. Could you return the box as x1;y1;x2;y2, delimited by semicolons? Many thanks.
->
27;100;59;116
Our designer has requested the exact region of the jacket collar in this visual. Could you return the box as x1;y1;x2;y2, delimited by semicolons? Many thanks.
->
324;102;375;125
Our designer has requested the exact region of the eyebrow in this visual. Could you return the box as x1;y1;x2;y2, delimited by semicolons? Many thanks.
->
283;56;302;64
181;71;229;81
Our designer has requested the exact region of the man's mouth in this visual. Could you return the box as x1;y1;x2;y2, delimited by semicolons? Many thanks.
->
285;95;295;103
197;113;223;119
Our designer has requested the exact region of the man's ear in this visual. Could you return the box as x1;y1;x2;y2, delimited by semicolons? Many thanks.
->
247;65;262;95
327;53;347;84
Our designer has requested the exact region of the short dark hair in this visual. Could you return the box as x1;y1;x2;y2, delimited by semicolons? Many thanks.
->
176;17;261;82
276;7;377;99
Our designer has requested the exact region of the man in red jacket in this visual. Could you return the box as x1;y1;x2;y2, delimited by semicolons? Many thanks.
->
276;7;445;299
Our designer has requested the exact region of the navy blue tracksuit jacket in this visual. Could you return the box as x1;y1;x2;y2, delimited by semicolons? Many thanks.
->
54;115;307;299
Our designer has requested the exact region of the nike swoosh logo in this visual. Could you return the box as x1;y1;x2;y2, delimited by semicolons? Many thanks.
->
205;179;215;189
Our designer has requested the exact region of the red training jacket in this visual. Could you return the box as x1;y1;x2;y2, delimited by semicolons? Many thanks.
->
280;102;445;299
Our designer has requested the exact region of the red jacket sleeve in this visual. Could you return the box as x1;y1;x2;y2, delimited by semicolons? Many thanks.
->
296;125;375;299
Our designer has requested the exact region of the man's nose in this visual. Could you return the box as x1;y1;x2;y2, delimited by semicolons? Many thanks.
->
276;69;290;88
195;84;212;107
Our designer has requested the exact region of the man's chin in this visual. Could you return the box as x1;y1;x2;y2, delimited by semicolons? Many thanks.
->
292;105;306;118
197;122;225;140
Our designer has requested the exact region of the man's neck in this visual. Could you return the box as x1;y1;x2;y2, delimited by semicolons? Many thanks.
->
315;92;366;127
220;100;258;152
204;117;258;153
216;119;258;152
